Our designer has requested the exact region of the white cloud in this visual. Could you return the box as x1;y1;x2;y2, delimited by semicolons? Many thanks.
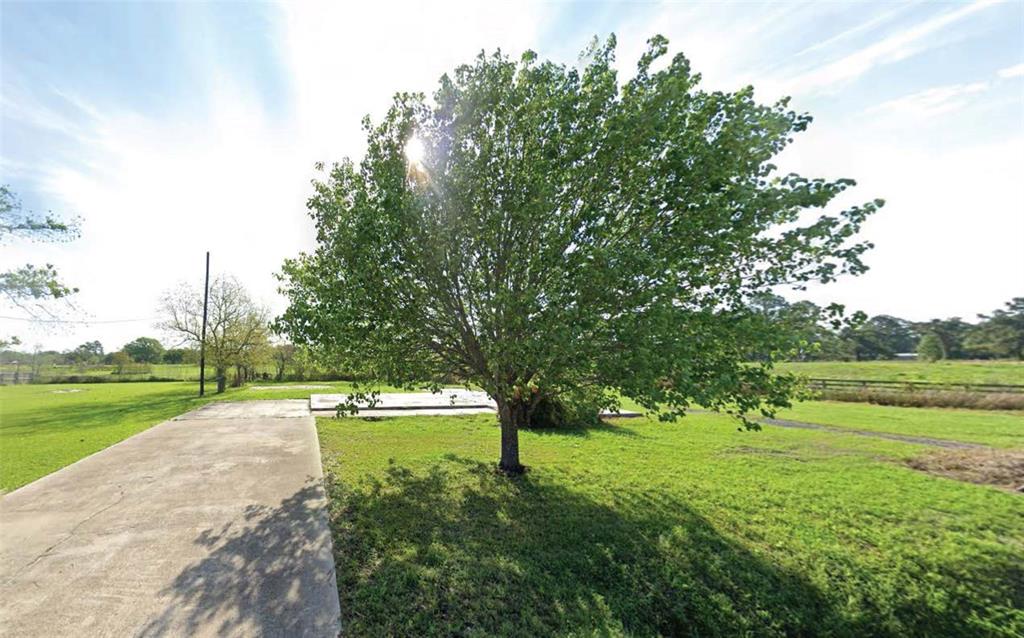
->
790;4;911;59
2;1;1021;350
778;0;999;95
776;128;1024;321
866;81;989;118
1;0;556;350
998;62;1024;78
280;1;556;165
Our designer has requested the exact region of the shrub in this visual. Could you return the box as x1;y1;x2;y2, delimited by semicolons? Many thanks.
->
917;334;945;362
523;390;606;429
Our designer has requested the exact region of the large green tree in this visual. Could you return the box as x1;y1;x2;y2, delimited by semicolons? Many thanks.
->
914;317;973;359
66;340;103;365
916;333;945;362
843;314;917;360
277;36;881;473
965;298;1024;359
747;294;856;361
122;337;166;364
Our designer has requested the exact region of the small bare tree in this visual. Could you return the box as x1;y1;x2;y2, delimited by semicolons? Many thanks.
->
158;275;269;393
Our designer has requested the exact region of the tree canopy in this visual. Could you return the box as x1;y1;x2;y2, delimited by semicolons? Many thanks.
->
277;36;882;472
67;340;103;365
0;185;79;319
965;297;1024;360
746;296;1024;362
122;337;165;364
916;333;945;362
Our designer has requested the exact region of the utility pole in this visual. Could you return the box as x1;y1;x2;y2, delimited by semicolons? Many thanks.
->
199;251;210;397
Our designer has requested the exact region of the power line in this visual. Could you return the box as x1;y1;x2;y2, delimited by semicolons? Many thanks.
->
0;315;157;324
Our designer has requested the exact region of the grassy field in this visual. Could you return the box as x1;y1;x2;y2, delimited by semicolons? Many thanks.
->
2;380;1022;633
0;382;204;491
0;380;426;491
318;413;1023;637
777;360;1024;385
775;401;1024;448
0;363;279;382
6;359;1021;387
3;380;1021;493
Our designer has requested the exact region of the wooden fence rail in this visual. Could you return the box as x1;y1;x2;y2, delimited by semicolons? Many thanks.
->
804;378;1024;394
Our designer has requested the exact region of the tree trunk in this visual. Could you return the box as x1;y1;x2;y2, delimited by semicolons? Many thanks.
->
216;367;227;393
496;397;526;475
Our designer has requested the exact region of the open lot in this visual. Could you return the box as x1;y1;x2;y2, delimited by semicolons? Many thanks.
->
2;380;1023;635
3;381;1023;492
318;412;1023;637
777;360;1024;385
0;381;422;491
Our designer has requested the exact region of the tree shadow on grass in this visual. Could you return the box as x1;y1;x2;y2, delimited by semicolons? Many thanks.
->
327;457;873;637
523;420;643;439
137;479;340;637
351;414;643;438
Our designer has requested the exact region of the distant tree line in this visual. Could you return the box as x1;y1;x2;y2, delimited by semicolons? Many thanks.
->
0;336;303;384
3;279;322;389
0;338;200;371
5;295;1020;385
754;295;1024;361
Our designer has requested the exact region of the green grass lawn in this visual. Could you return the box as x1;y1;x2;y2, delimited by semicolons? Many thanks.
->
0;382;205;491
0;380;442;491
776;401;1024;448
318;413;1024;637
3;380;1022;634
777;359;1024;385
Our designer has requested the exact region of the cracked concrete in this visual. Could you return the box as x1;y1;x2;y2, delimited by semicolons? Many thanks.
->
0;400;341;637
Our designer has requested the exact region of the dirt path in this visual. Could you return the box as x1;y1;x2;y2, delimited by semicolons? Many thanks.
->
759;417;987;449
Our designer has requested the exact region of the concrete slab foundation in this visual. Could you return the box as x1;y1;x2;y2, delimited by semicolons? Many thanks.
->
309;391;642;419
309;389;494;412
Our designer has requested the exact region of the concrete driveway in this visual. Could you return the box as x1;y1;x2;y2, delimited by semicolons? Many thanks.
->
0;400;341;637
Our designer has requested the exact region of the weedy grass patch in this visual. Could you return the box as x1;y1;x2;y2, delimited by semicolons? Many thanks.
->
906;449;1024;491
814;387;1024;410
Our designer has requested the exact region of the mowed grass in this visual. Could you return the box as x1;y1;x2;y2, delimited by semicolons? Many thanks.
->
0;380;454;491
777;359;1024;385
776;401;1024;448
3;379;1023;634
0;382;205;491
319;413;1024;637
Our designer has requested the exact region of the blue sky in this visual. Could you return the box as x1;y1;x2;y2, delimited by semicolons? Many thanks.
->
2;0;1022;351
